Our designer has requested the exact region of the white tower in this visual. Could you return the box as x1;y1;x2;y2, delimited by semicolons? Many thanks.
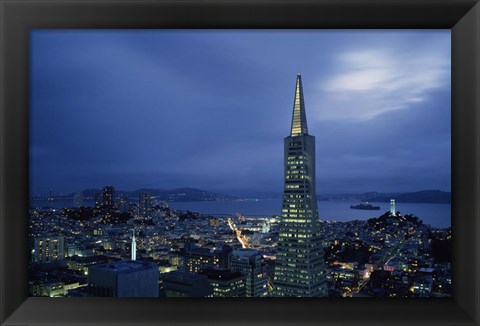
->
131;229;136;261
390;199;396;216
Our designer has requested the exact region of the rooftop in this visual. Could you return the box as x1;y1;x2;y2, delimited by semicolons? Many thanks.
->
200;269;244;281
231;249;260;257
161;270;208;283
89;260;157;273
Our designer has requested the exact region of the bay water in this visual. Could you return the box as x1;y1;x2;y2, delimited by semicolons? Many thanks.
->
32;198;451;229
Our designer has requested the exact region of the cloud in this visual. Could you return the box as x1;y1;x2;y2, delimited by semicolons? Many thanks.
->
30;30;451;195
314;48;450;121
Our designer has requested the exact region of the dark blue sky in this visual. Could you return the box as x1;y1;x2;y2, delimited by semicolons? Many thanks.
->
30;30;451;196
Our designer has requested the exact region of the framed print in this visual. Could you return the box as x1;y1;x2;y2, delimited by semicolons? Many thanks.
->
1;0;479;325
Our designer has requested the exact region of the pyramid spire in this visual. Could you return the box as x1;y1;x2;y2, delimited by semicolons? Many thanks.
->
290;74;309;137
274;74;328;297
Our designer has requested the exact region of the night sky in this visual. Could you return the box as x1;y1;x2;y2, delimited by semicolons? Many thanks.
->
30;30;451;196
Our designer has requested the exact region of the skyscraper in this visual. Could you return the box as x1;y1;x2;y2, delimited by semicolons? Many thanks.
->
273;74;328;297
102;186;115;211
230;249;268;297
94;192;103;210
139;192;152;219
118;194;130;213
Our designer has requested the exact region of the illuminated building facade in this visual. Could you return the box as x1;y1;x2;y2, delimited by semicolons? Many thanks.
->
94;192;103;210
118;194;130;213
139;192;152;219
33;235;65;264
66;255;119;275
183;242;232;273
273;74;328;297
102;186;115;210
230;249;268;297
201;269;246;297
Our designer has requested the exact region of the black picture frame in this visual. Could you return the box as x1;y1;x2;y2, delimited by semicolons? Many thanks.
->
1;0;479;325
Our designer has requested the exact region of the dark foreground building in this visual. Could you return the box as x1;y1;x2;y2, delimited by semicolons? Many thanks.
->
200;269;247;297
162;270;213;297
273;74;328;297
88;260;159;297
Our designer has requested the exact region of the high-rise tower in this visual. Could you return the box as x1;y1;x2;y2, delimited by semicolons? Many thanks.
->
273;74;328;297
139;192;152;219
102;186;115;211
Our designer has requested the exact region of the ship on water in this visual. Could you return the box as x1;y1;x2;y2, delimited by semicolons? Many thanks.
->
350;202;380;210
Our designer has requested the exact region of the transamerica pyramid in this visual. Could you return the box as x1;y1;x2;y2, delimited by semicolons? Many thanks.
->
273;74;328;297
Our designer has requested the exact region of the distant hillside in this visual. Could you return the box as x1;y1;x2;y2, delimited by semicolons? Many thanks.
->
318;190;451;204
369;190;451;204
74;187;239;202
34;188;450;204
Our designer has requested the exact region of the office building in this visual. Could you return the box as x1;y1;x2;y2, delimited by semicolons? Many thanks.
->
273;75;328;297
43;281;67;297
183;242;232;273
33;235;65;264
139;192;152;219
230;249;268;297
161;270;213;297
88;260;159;297
94;192;103;210
102;186;115;210
118;194;130;213
66;255;120;275
200;269;246;297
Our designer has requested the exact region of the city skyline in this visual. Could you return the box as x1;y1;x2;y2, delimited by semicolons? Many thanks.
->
29;55;452;299
30;30;451;196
